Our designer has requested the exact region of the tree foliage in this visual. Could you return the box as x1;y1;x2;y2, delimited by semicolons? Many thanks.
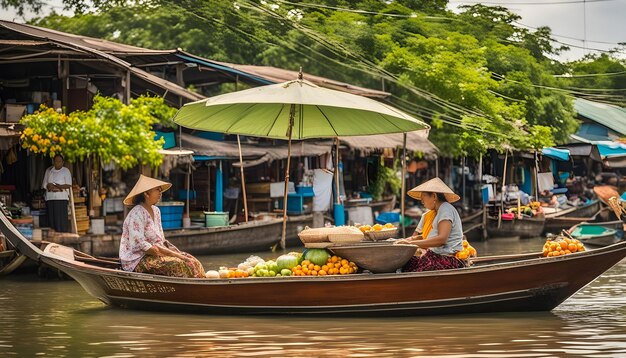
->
16;0;608;156
20;95;172;169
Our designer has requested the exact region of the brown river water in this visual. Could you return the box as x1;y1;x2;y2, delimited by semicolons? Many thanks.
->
1;237;625;357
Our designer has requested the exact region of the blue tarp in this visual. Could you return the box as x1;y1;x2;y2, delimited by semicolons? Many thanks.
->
542;147;570;161
596;142;626;158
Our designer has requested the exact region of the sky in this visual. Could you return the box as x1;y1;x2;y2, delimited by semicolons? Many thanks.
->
1;0;624;62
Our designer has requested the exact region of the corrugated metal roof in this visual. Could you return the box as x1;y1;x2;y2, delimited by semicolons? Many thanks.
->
575;98;626;136
0;20;170;54
0;20;203;103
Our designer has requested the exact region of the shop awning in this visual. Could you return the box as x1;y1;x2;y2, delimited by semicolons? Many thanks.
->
340;130;437;157
181;133;332;166
542;147;570;161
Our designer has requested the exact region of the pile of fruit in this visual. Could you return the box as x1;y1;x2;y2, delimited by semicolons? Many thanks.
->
455;239;478;260
358;223;395;233
542;237;585;257
291;255;358;276
204;249;359;278
508;201;543;217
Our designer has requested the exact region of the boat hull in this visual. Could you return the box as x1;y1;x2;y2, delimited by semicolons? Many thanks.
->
486;217;545;238
50;242;626;316
3;212;626;316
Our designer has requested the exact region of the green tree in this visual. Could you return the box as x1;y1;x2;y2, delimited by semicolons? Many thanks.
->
20;95;171;169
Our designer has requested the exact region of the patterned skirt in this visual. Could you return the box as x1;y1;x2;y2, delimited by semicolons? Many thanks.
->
402;249;466;272
135;252;205;278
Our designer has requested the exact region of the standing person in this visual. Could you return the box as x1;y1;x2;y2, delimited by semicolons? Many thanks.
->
395;177;465;272
41;154;72;233
120;175;205;278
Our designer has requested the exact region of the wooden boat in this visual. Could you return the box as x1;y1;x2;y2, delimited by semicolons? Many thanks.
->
0;247;26;276
486;215;546;238
544;200;601;234
543;206;606;235
47;215;313;257
5;211;625;316
593;185;619;206
568;222;624;247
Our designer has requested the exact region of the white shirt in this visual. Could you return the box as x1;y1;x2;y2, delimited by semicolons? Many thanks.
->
42;166;72;201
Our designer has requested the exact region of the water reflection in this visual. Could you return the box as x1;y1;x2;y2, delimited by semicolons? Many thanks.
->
1;238;625;357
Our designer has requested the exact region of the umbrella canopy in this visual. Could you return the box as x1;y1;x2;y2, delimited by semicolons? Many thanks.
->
172;79;429;138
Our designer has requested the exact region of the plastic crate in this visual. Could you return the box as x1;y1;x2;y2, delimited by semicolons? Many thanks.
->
375;212;413;226
157;202;185;214
162;219;182;230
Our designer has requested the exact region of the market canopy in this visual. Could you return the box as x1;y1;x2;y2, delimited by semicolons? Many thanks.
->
340;130;437;157
181;133;332;165
542;147;570;161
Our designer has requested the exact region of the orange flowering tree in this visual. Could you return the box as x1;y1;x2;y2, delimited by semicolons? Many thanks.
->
20;95;175;169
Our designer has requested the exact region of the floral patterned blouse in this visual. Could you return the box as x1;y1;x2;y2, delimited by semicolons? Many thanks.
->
120;205;165;271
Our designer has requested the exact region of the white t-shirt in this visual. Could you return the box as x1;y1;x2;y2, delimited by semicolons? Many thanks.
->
428;202;464;255
42;166;72;201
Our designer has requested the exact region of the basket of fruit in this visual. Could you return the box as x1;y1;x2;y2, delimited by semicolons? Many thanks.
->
360;223;398;241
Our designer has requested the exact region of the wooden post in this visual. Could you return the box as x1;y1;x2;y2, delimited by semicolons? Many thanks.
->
498;150;509;229
237;135;249;222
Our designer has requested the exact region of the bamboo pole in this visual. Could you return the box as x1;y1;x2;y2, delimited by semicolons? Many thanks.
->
498;150;509;229
237;135;249;222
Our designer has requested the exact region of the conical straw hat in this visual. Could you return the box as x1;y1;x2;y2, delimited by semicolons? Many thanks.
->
407;177;460;203
123;175;172;206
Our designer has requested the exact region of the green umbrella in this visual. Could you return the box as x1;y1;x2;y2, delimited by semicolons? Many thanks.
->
173;76;430;247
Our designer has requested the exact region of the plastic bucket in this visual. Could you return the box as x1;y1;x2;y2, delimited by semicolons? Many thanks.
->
333;203;345;226
204;211;229;227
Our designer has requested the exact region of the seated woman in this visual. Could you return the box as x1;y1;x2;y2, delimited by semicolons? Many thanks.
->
395;177;465;272
119;175;205;278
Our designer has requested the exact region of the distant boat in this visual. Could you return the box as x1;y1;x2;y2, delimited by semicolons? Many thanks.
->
544;200;601;234
486;215;546;238
569;221;624;247
0;247;26;276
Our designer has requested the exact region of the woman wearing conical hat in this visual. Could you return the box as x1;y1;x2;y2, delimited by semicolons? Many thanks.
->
395;177;466;272
119;175;205;278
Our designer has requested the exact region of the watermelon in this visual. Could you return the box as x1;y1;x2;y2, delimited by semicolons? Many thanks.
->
277;254;299;271
304;249;330;266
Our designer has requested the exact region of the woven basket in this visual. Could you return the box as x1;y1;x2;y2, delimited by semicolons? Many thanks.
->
364;228;398;241
328;233;364;244
304;242;335;249
298;232;329;244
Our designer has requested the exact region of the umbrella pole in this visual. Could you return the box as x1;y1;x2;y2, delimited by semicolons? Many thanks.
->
401;133;407;238
335;137;340;205
237;135;249;222
281;104;296;249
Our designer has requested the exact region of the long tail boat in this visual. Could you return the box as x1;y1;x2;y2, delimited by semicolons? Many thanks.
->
543;200;601;234
486;215;546;238
2;211;625;316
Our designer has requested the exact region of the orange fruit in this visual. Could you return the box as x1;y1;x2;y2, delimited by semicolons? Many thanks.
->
564;250;571;255
373;224;383;231
301;260;311;266
568;243;577;252
456;251;469;260
543;249;549;257
321;265;329;272
319;270;327;276
384;223;394;229
330;256;338;263
559;241;568;250
314;265;321;271
311;270;318;276
308;264;315;270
